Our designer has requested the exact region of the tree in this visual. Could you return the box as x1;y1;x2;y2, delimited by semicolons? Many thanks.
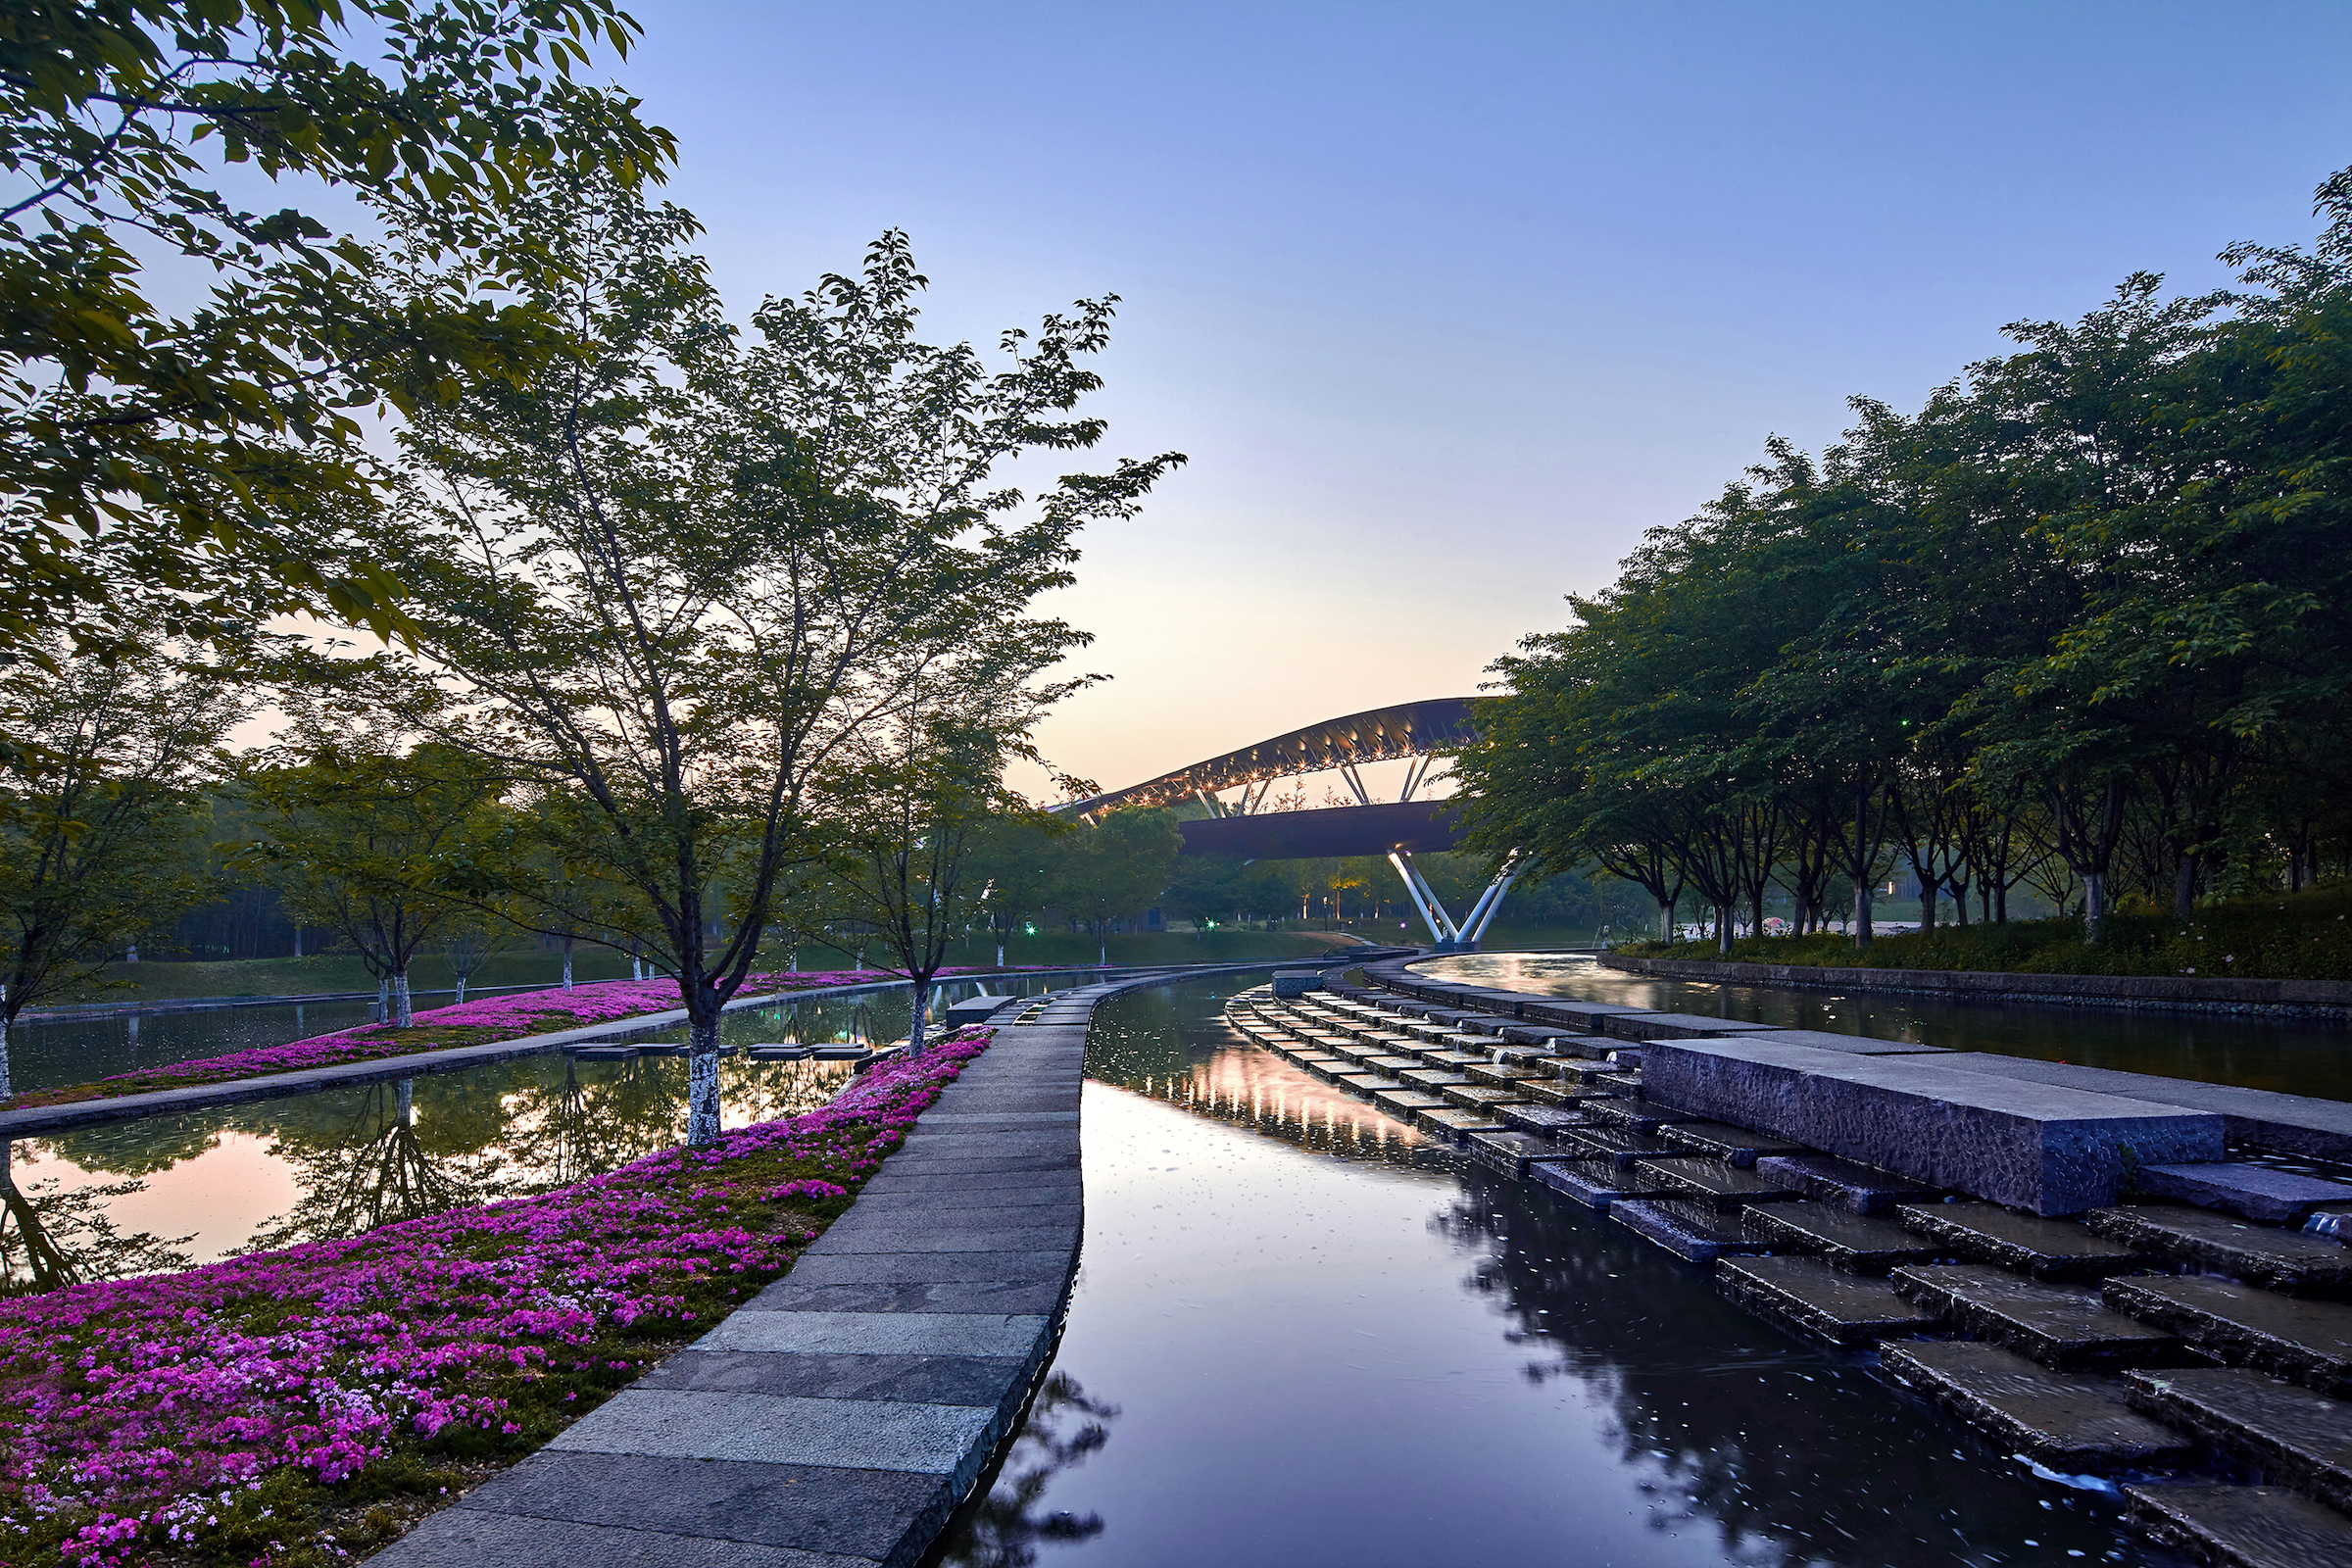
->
0;0;672;659
357;179;1183;1144
242;729;507;1027
1055;809;1182;960
0;637;241;1094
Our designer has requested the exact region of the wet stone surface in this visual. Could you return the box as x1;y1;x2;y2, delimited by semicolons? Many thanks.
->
2127;1367;2352;1513
1898;1200;2148;1281
2126;1483;2352;1568
2106;1275;2352;1396
2084;1204;2352;1298
1740;1201;1951;1273
1892;1263;2190;1370
1715;1255;1941;1346
1884;1341;2201;1472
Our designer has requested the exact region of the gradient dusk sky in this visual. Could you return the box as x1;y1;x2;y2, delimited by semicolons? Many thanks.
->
614;2;2352;799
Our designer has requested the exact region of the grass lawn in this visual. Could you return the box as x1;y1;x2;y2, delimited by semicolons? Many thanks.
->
1620;884;2352;982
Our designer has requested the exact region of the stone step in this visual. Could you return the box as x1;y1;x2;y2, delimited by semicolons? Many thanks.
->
1514;1055;1588;1079
1522;1082;1621;1110
1716;1255;1941;1346
1398;1069;1472;1092
1465;1063;1541;1088
1497;1102;1590;1137
1610;1199;1770;1263
1496;1024;1586;1052
1654;1119;1814;1167
1332;1073;1401;1099
1896;1201;2145;1282
1633;1158;1808;1211
2138;1163;2352;1225
1740;1202;1949;1273
1884;1341;2200;1473
1420;1049;1490;1068
1466;1130;1590;1179
1442;1085;1527;1114
1417;1106;1505;1144
1754;1152;1943;1214
1582;1098;1697;1135
1370;1088;1449;1120
1439;1034;1503;1054
2127;1367;2352;1513
1528;1158;1673;1211
1590;1071;1646;1096
2084;1205;2352;1298
1360;1054;1421;1075
2125;1484;2352;1568
2105;1276;2352;1397
1561;1126;1682;1170
1891;1264;2189;1370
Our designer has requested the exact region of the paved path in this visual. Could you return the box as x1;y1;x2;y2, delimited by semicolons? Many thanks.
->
372;988;1112;1568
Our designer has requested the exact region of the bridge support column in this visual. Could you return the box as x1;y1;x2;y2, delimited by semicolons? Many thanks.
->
1388;851;1521;952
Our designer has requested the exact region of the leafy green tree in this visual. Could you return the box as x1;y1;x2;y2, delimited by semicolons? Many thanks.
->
1054;808;1182;960
0;635;242;1094
0;0;672;658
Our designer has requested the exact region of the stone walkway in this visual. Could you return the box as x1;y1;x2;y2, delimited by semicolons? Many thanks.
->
373;986;1113;1568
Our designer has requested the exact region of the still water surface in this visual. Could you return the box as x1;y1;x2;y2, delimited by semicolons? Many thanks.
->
1425;952;2352;1102
936;979;2188;1568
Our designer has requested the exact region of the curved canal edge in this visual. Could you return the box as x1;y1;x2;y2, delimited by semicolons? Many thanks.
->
366;961;1319;1568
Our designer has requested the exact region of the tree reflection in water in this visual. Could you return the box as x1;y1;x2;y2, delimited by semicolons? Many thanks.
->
249;1077;514;1250
935;1374;1117;1568
0;1140;192;1297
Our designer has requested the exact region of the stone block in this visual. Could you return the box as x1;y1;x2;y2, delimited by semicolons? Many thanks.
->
1562;1125;1684;1169
1465;1130;1585;1179
1883;1342;2198;1473
1930;1054;2352;1165
944;995;1014;1026
1465;1063;1541;1088
1654;1120;1813;1167
1371;1088;1449;1120
1896;1201;2144;1282
1740;1202;1947;1274
2125;1484;2352;1568
2129;1367;2352;1514
1634;1158;1806;1210
1714;1028;1948;1056
1718;1255;1940;1346
2105;1275;2352;1396
1498;1103;1590;1137
552;1389;997;1473
1521;1000;1657;1032
1754;1152;1943;1214
1609;1198;1769;1263
1600;1012;1787;1044
1891;1263;2188;1370
1522;1081;1620;1109
699;1310;1048;1359
1582;1097;1697;1135
2137;1162;2352;1226
1416;1106;1505;1143
1528;1158;1670;1211
1441;1083;1527;1112
1642;1038;2227;1215
2085;1205;2352;1298
1270;969;1327;998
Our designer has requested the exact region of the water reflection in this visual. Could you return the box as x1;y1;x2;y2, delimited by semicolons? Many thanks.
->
0;1140;193;1297
934;1374;1118;1568
956;979;2185;1567
1429;951;2352;1101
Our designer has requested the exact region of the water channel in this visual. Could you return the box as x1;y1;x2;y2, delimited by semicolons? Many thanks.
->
935;976;2190;1568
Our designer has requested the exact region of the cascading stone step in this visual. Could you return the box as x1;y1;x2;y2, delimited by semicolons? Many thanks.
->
1716;1255;1940;1346
2126;1366;2352;1514
1740;1201;1949;1274
2104;1275;2352;1396
1754;1152;1943;1214
1609;1198;1770;1264
1441;1083;1528;1112
1465;1129;1590;1179
2125;1484;2352;1568
1417;1106;1506;1144
1883;1341;2200;1473
1896;1201;2146;1282
1632;1158;1807;1211
1582;1097;1696;1135
2084;1204;2352;1298
1654;1119;1814;1167
1498;1103;1591;1137
1891;1263;2190;1371
1529;1158;1672;1211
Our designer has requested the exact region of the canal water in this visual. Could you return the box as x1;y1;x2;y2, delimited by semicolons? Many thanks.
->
934;978;2189;1568
1424;952;2352;1102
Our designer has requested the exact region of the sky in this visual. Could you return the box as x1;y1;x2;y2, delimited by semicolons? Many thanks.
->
606;1;2351;801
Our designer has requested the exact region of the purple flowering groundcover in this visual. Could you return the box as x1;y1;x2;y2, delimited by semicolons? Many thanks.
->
9;969;1023;1111
0;1027;993;1568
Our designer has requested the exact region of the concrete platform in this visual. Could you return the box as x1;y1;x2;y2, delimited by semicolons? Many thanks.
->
1642;1038;2227;1215
1740;1202;1948;1273
2084;1205;2352;1298
2105;1276;2352;1396
1717;1255;1940;1346
1896;1201;2145;1282
1610;1198;1770;1263
1891;1263;2188;1370
2125;1484;2352;1568
1883;1341;2199;1473
2128;1367;2352;1513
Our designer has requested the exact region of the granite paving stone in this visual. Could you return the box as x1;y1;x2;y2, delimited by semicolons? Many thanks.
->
1582;1098;1696;1134
1883;1342;2200;1472
1896;1201;2145;1281
2125;1484;2352;1568
1465;1130;1585;1178
1610;1198;1769;1263
1529;1158;1672;1211
1417;1106;1506;1142
640;1349;1032;1409
1654;1120;1814;1166
1891;1263;2188;1370
1751;1153;1943;1213
1634;1158;1807;1210
2104;1275;2352;1396
2083;1204;2352;1298
2126;1366;2352;1512
1740;1202;1948;1273
699;1311;1049;1358
551;1389;999;1472
1498;1103;1590;1137
379;1506;881;1568
1716;1255;1940;1346
2137;1163;2352;1224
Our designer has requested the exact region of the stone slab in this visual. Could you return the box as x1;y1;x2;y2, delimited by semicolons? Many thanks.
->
1371;1089;1450;1118
1417;1106;1506;1143
700;1311;1048;1359
1715;1028;1950;1056
552;1389;997;1473
2085;1205;2352;1298
640;1349;1031;1410
1465;1063;1542;1088
1465;1129;1587;1179
1718;1255;1939;1345
1498;1103;1591;1137
1654;1120;1814;1166
1610;1198;1768;1263
1441;1083;1528;1112
1581;1097;1697;1135
1896;1201;2144;1281
1753;1152;1943;1214
2125;1484;2352;1568
745;1280;1068;1315
2105;1275;2352;1396
1892;1263;2188;1370
1634;1158;1806;1210
774;1250;1073;1288
1884;1341;2199;1473
1333;1073;1400;1097
1523;1082;1621;1109
1528;1158;1671;1211
1562;1125;1680;1169
374;1506;883;1568
1644;1038;2226;1214
1740;1202;1947;1274
1930;1054;2352;1164
2137;1163;2352;1226
1600;1012;1788;1043
1520;1000;1657;1031
2128;1366;2352;1513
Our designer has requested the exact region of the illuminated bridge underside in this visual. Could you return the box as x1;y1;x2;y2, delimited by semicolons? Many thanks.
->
1058;697;1475;817
1179;800;1462;860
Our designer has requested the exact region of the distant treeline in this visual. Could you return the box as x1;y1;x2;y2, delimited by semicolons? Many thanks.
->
1458;170;2352;950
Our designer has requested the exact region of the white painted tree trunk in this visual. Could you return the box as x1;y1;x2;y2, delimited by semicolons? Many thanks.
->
397;1077;414;1123
687;1016;722;1146
453;975;467;1004
391;969;414;1028
563;936;573;992
293;927;303;957
996;944;1004;968
2083;871;2110;943
906;995;928;1058
0;1010;11;1102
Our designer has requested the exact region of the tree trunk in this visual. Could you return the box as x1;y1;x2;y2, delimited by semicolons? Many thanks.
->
2174;853;2199;922
293;927;303;958
1658;896;1676;942
1852;879;1875;948
375;976;389;1024
906;986;929;1057
563;934;574;992
391;968;415;1027
687;1014;722;1147
2083;871;2110;943
0;1010;11;1102
1950;878;1969;926
454;974;467;1005
1716;905;1732;956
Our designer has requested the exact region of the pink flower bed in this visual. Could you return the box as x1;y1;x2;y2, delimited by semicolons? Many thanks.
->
8;968;1026;1110
0;1027;994;1567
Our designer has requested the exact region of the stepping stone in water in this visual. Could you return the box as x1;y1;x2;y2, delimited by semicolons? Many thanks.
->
1740;1202;1949;1273
1442;1083;1528;1112
811;1045;869;1061
1754;1152;1943;1214
1634;1158;1807;1211
2105;1275;2352;1397
1562;1125;1681;1169
1610;1198;1769;1263
1589;1071;1647;1097
1883;1341;2200;1472
2125;1484;2352;1568
1420;1049;1489;1068
1465;1130;1586;1179
1398;1069;1471;1091
2084;1204;2352;1298
1361;1054;1422;1075
1718;1255;1940;1347
569;1045;637;1061
1896;1201;2144;1282
1583;1098;1697;1135
1529;1158;1672;1211
2138;1162;2352;1225
1417;1106;1506;1144
746;1044;811;1061
1654;1119;1814;1167
1371;1089;1450;1121
1523;1082;1620;1109
1892;1263;2189;1371
2128;1366;2352;1513
1499;1103;1590;1137
1466;1063;1541;1088
1333;1073;1400;1099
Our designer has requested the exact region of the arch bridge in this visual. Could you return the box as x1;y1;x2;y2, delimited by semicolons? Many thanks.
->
1054;698;1518;951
